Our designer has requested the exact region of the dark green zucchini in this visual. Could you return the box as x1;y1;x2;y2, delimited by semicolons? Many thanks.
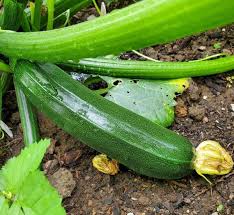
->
14;60;194;179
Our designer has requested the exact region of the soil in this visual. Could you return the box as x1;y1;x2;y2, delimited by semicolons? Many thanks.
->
1;4;234;215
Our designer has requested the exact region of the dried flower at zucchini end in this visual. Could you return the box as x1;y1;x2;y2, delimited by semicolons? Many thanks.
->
92;154;119;175
194;140;233;184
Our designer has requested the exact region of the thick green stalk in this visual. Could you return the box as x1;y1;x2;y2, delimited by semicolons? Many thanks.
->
0;0;234;63
14;80;40;146
46;0;55;30
66;55;234;79
21;12;32;32
33;0;43;31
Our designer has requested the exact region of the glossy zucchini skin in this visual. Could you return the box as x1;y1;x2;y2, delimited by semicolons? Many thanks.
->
66;55;234;79
1;0;234;62
14;61;194;179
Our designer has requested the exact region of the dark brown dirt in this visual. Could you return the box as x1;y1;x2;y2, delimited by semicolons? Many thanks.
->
1;7;234;215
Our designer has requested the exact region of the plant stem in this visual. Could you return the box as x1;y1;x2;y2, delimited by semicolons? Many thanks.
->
30;1;35;24
21;11;31;32
132;50;160;62
189;53;228;62
14;80;40;146
47;0;55;30
92;0;102;16
33;0;43;31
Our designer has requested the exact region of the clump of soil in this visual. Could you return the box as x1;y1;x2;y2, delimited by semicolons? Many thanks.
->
1;9;234;215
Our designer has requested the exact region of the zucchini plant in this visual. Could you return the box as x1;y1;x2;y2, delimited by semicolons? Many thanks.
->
0;0;233;188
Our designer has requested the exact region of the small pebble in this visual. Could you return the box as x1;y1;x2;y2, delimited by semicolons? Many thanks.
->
184;198;191;204
189;106;206;121
198;46;206;51
88;200;93;206
127;213;134;215
231;104;234;112
43;159;59;174
203;117;209;123
229;193;234;199
87;15;96;21
85;176;90;180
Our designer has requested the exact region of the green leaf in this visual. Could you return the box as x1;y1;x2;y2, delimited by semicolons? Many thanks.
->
0;196;9;214
102;77;190;127
0;139;50;193
8;202;24;215
18;170;65;215
21;207;37;215
2;0;28;31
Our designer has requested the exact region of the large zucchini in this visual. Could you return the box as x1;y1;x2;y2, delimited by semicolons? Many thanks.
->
14;61;233;180
14;61;194;179
1;0;234;62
